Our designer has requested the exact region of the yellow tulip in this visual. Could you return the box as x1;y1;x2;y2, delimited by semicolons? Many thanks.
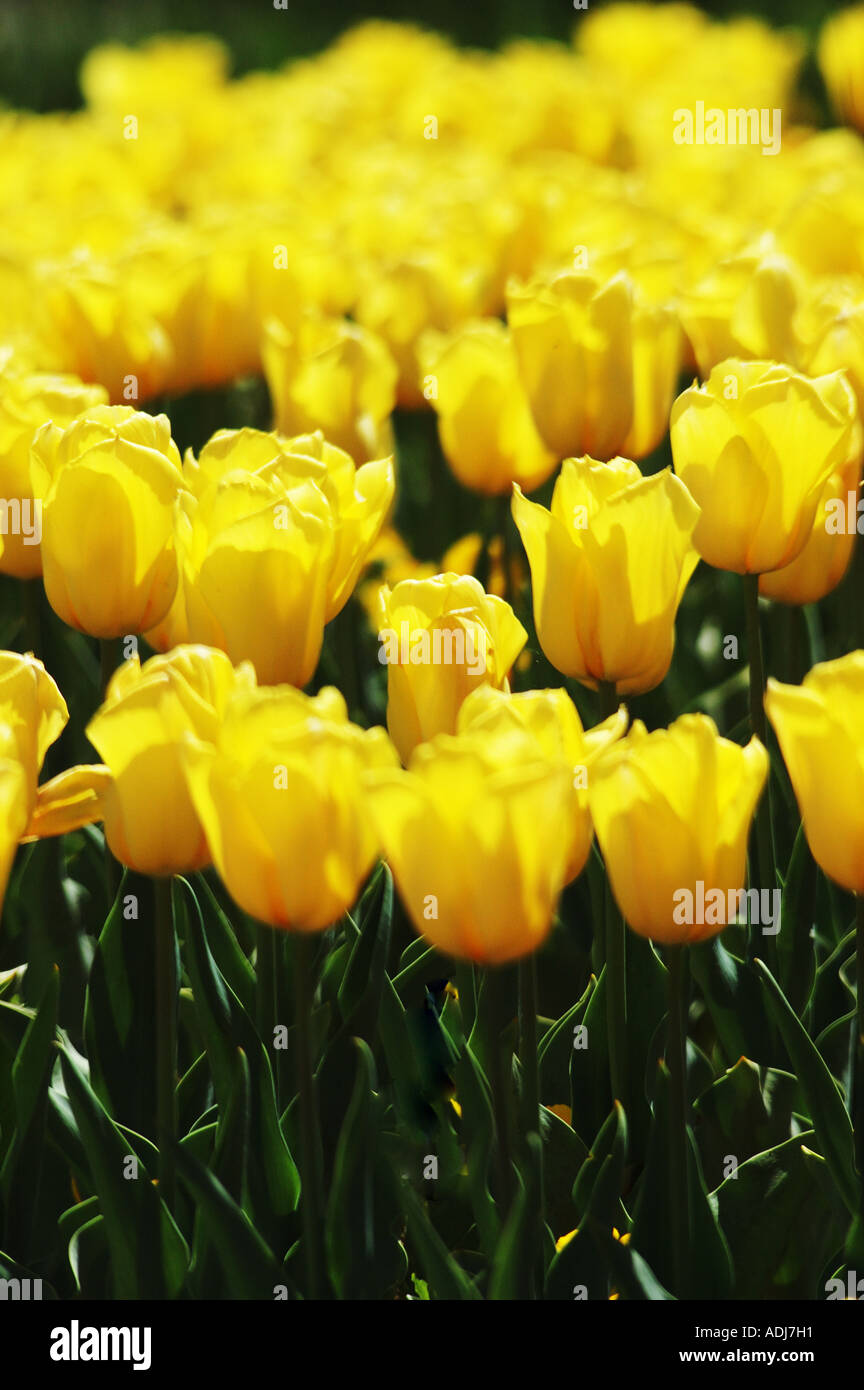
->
0;369;107;578
0;752;28;919
679;245;805;379
33;405;185;638
377;572;527;763
0;650;109;841
419;319;557;495
262;314;397;463
174;428;393;686
366;723;573;964
506;268;681;461
766;653;864;895
819;5;864;133
457;685;627;882
512;457;700;694
86;645;255;876
759;455;862;605
670;360;860;574
181;684;397;929
588;714;769;945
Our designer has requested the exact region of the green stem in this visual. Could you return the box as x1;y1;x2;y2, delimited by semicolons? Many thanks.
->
454;962;476;1039
480;966;515;1215
666;944;689;1298
155;876;178;1213
294;933;326;1299
744;575;777;963
597;678;628;1117
21;579;43;659
99;636;123;701
854;895;864;1192
518;953;543;1299
257;924;279;1103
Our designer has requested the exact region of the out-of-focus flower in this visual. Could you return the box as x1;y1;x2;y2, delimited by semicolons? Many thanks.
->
377;572;527;763
458;684;627;882
766;652;864;895
588;714;768;944
33;404;185;638
512;457;700;694
161;428;393;686
419;319;557;494
670;360;860;573
86;645;255;876
679;241;805;378
819;6;864;134
355;526;437;627
181;684;397;929
0;369;108;578
366;723;573;964
440;531;524;602
262;314;397;463
506;267;681;461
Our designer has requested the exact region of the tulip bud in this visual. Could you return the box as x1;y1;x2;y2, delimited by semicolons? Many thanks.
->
670;359;860;574
377;572;527;763
766;652;864;896
181;684;398;929
588;713;769;945
512;456;700;694
34;404;185;638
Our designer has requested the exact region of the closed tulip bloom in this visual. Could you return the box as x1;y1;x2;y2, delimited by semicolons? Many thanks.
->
588;714;769;945
507;268;681;461
181;685;398;929
0;369;107;578
420;319;557;495
367;724;574;964
33;405;185;638
457;685;627;882
670;360;859;574
262;315;397;463
175;428;394;686
759;454;862;605
377;572;527;763
86;645;256;876
766;653;864;895
512;457;700;694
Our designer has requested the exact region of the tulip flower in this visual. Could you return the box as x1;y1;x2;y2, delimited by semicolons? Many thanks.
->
457;685;627;883
819;5;864;133
670;360;860;574
33;404;186;638
419;319;557;495
765;653;864;895
163;428;393;686
0;747;28;918
262;314;397;463
512;457;700;694
759;457;862;605
377;572;527;763
506;267;681;461
86;645;256;877
0;369;107;578
588;713;769;945
180;684;397;930
366;724;574;964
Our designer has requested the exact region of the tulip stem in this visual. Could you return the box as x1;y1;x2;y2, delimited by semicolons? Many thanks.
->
155;876;178;1214
744;574;777;960
294;932;326;1299
257;923;280;1103
518;954;544;1298
854;895;864;1190
597;679;628;1118
99;636;123;700
21;579;43;660
666;943;689;1297
480;967;516;1215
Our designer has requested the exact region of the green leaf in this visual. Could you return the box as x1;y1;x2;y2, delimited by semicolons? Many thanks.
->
488;1132;543;1299
59;1047;188;1299
0;965;59;1255
754;957;857;1215
337;864;394;1041
777;824;818;1016
694;1057;799;1190
400;1180;481;1301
